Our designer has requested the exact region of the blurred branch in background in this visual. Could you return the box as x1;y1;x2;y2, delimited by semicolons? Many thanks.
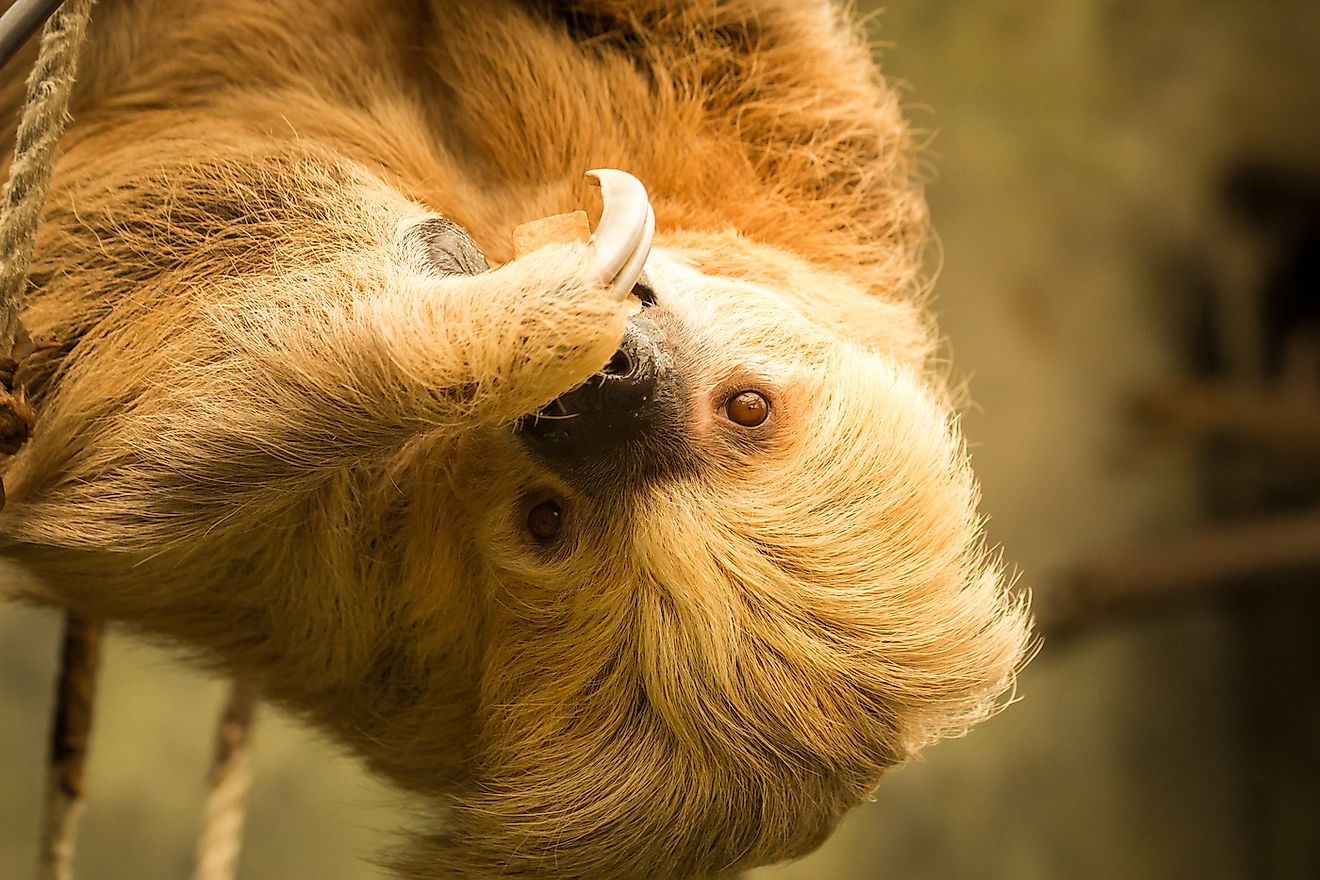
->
1047;507;1320;637
1132;382;1320;464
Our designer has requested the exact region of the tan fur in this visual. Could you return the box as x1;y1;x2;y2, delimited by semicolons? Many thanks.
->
0;1;1032;877
513;211;591;257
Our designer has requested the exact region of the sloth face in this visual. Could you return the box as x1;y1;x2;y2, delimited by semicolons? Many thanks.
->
444;236;1030;875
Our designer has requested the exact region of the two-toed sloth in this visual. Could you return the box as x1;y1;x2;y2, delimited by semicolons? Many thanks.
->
0;1;1031;877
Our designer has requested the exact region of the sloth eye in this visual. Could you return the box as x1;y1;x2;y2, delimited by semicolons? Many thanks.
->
526;499;564;542
407;218;489;275
725;391;769;427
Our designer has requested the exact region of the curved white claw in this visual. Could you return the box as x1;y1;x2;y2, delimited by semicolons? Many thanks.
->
586;169;655;300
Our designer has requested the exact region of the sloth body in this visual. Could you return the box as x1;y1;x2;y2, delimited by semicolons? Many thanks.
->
0;1;1030;877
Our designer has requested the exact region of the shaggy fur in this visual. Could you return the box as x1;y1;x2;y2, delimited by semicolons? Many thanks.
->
0;1;1032;877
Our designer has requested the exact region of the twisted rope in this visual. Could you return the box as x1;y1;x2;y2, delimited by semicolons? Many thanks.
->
0;0;93;350
35;613;101;880
2;7;260;879
193;680;260;880
0;5;98;880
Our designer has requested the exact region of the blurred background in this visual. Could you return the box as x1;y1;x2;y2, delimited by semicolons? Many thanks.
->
3;1;1318;877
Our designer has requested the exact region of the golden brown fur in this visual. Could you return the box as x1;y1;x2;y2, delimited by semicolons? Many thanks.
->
0;1;1031;877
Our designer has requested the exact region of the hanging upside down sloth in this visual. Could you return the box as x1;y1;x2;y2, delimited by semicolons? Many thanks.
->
0;1;1031;877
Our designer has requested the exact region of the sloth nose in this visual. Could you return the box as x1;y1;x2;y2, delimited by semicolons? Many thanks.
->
584;327;660;412
522;320;663;451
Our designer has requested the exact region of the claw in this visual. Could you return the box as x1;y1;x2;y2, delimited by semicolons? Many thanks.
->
586;169;655;300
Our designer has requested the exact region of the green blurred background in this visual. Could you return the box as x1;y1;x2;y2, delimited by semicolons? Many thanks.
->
4;1;1319;877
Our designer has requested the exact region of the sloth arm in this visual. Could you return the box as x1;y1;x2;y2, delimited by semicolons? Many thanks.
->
3;118;626;552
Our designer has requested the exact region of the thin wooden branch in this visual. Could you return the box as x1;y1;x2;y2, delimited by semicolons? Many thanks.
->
35;613;103;880
1131;382;1320;458
1046;507;1320;636
193;679;259;880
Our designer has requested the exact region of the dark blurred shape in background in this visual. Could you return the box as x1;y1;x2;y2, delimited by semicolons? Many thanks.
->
2;2;1318;879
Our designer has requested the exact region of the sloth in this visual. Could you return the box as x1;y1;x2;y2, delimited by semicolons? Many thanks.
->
0;1;1032;878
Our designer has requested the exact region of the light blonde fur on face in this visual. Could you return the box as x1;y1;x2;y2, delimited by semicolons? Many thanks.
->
0;1;1032;878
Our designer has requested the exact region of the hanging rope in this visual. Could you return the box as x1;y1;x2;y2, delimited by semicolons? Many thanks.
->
193;680;260;880
0;0;94;350
1;6;260;879
0;4;96;880
34;613;101;880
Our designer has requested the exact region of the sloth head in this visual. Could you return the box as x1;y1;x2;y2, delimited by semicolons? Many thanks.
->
430;232;1032;879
